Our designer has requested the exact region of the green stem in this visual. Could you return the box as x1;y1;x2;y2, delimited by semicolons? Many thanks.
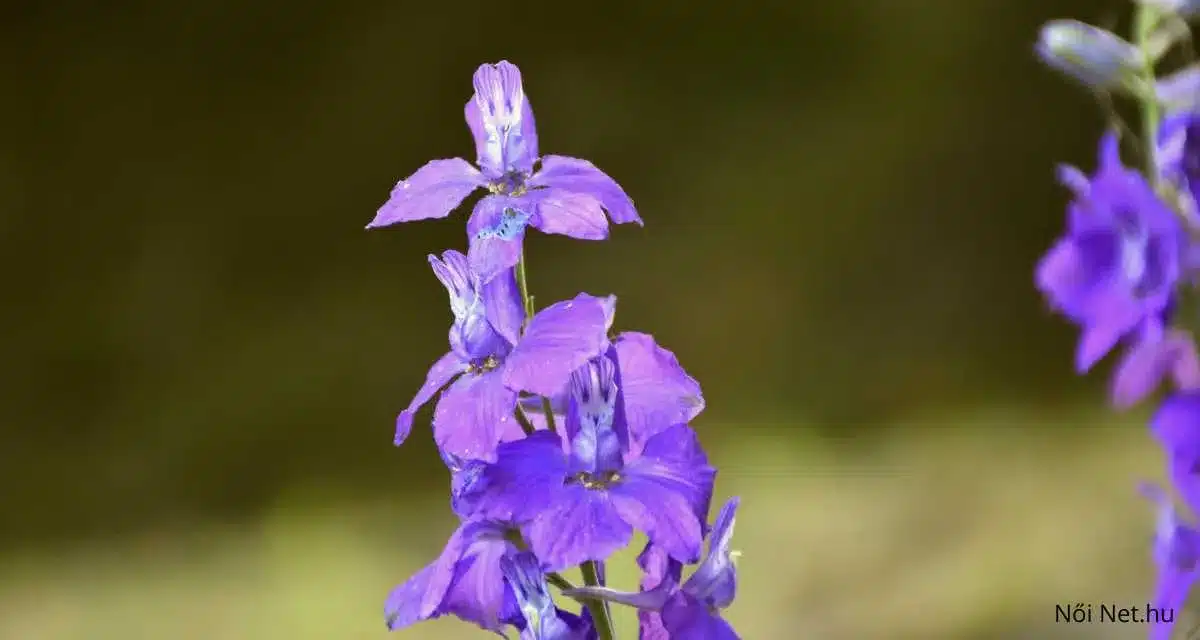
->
516;250;535;323
580;560;615;640
545;572;576;592
513;405;536;436
541;396;558;434
1134;3;1162;183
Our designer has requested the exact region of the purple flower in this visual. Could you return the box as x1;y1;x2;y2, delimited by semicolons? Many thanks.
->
1111;328;1200;408
520;331;706;455
500;551;596;640
1035;132;1184;372
384;519;520;633
1140;483;1200;640
366;61;642;283
472;357;716;570
1035;20;1143;91
564;497;742;639
393;250;613;461
1151;393;1200;511
1158;111;1200;226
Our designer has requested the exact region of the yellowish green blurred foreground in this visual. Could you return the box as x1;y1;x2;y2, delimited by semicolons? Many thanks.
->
0;408;1184;640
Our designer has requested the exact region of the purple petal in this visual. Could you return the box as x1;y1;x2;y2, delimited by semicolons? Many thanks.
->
368;158;483;229
1158;65;1200;115
395;351;467;447
1151;392;1200;460
1167;452;1200;520
423;524;473;617
660;593;740;640
384;563;441;630
1076;318;1133;372
526;188;610;241
565;355;624;474
433;370;521;462
599;295;617;331
468;196;529;285
1112;330;1200;409
439;522;518;632
683;497;740;609
1150;569;1196;640
449;458;490;520
530;155;641;225
429;250;474;314
1035;240;1090;317
612;425;715;564
631;423;715;524
384;524;473;630
614;332;705;451
504;294;612;397
522;485;633;571
635;543;681;640
638;542;682;592
466;61;539;178
639;613;672;640
477;430;570;522
500;551;583;640
1141;486;1200;640
481;266;526;347
1056;164;1091;197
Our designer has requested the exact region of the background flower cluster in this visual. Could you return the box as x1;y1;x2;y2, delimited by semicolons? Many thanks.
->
1037;2;1200;638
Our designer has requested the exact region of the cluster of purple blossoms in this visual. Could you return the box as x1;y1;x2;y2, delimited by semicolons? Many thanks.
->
367;61;742;639
1037;3;1200;638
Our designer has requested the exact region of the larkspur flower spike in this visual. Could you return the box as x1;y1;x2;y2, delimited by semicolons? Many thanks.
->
375;60;741;638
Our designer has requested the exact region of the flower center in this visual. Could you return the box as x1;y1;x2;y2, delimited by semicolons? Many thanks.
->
568;470;622;490
466;355;501;375
1120;230;1147;284
487;171;529;197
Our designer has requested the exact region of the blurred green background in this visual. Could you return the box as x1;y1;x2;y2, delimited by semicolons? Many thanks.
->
1;0;1184;638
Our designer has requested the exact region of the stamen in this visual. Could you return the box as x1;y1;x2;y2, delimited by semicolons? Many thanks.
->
466;355;501;375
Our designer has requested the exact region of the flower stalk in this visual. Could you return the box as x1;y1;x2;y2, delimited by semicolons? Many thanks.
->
371;60;737;639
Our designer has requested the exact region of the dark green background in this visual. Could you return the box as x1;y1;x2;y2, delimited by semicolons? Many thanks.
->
3;0;1112;550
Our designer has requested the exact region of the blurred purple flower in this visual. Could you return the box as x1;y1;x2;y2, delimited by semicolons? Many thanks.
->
1158;111;1200;227
367;61;641;283
1036;132;1184;372
1152;393;1200;514
1112;328;1200;408
1140;483;1200;640
1159;66;1200;116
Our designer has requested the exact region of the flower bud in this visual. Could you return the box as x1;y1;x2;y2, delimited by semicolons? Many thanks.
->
1036;20;1144;91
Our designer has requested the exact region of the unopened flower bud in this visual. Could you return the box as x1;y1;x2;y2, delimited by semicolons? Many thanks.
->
1036;20;1144;91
